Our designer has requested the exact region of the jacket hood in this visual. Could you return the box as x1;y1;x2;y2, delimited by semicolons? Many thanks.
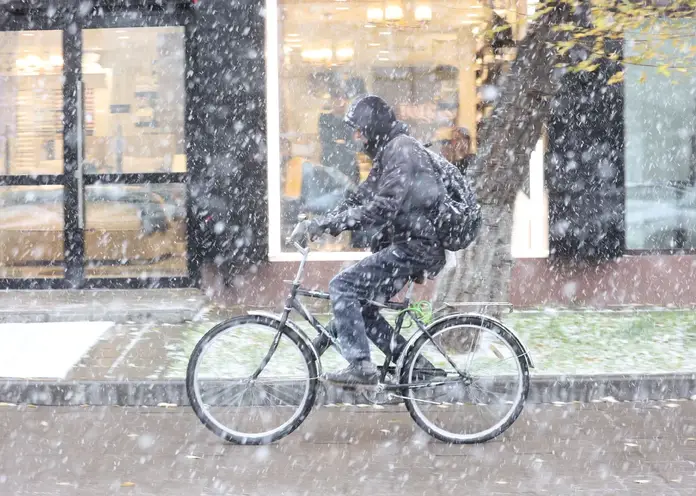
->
345;95;408;158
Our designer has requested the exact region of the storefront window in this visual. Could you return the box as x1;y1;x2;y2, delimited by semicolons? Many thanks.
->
0;30;64;175
625;20;696;250
82;27;186;174
267;0;519;258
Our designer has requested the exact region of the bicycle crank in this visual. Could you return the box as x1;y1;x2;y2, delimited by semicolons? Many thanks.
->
358;383;394;405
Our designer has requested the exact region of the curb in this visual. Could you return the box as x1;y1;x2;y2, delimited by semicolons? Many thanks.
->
0;309;201;324
0;289;208;324
1;373;695;406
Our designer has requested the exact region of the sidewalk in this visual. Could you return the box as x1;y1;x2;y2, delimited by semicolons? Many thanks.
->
1;401;695;495
0;290;695;405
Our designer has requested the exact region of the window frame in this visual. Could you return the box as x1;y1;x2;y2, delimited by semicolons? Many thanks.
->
265;0;370;262
263;0;551;262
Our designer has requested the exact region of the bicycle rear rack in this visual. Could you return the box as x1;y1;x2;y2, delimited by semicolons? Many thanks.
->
436;302;514;315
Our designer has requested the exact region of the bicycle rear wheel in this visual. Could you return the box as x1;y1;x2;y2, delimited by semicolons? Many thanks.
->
400;315;529;444
186;315;318;445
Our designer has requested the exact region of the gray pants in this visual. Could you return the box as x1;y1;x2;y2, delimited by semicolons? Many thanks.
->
325;243;444;363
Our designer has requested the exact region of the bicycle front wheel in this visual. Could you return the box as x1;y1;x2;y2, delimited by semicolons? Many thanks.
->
186;315;318;445
400;315;529;444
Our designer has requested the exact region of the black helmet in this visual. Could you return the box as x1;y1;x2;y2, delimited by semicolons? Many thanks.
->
344;94;397;157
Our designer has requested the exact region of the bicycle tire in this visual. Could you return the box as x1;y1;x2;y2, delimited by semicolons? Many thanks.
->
186;314;319;445
400;314;530;444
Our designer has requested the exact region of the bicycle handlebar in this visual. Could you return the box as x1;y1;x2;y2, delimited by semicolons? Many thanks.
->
285;237;311;256
293;240;310;256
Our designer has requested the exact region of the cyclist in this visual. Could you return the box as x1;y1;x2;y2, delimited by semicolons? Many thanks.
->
290;94;448;386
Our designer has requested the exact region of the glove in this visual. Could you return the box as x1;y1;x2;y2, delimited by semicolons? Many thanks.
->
289;219;323;245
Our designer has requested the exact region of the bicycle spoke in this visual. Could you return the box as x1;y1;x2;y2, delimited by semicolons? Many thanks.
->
260;383;299;406
469;352;529;375
468;380;510;400
188;318;317;444
404;320;528;444
464;327;482;373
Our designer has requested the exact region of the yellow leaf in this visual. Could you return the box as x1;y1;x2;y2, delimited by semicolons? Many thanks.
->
607;71;624;85
121;482;136;488
639;72;647;84
532;6;553;17
553;23;579;32
657;64;671;77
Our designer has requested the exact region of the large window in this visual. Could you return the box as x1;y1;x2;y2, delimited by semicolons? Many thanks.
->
625;20;696;251
266;0;521;259
0;25;187;281
0;30;64;176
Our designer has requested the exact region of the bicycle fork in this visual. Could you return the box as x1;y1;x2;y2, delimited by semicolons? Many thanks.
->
250;242;309;381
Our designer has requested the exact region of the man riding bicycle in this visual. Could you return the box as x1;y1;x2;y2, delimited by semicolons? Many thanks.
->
290;94;449;386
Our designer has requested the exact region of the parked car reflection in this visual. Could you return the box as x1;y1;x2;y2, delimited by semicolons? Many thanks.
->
281;159;375;250
0;185;185;271
626;182;696;250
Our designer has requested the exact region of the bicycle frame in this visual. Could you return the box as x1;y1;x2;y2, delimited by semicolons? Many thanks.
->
250;241;469;386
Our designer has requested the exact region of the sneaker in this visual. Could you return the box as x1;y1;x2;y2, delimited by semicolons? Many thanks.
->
323;360;380;386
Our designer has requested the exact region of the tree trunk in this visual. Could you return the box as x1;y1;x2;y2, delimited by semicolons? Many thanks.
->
434;2;576;315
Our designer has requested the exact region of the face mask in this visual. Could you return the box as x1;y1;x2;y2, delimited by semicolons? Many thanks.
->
351;129;368;153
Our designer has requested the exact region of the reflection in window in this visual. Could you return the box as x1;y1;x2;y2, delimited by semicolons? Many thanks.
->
625;20;696;250
269;0;515;255
0;31;64;176
84;184;187;278
82;27;186;175
0;186;64;278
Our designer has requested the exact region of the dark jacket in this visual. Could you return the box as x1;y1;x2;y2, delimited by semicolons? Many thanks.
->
316;122;446;251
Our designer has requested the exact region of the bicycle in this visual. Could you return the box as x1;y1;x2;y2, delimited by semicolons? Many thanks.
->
186;240;534;445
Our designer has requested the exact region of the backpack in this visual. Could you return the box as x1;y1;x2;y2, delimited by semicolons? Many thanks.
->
423;146;482;251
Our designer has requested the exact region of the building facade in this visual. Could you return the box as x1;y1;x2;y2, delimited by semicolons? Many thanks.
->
2;0;695;307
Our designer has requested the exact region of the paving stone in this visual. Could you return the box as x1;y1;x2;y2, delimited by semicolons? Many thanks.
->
0;403;694;494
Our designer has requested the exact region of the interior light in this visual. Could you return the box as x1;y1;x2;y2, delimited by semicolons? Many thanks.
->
367;7;384;22
384;5;403;21
414;5;432;22
301;48;333;62
336;47;354;60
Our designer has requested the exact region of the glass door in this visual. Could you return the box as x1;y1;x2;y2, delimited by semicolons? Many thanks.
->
73;10;192;287
0;4;193;289
0;15;69;287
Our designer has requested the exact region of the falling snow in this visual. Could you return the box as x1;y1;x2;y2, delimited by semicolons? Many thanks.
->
0;0;695;493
